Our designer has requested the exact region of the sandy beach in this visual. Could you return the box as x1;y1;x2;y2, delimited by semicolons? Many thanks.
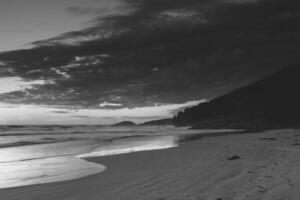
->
0;129;299;200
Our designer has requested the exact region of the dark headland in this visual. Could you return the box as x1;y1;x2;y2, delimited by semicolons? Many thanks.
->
140;118;172;126
173;64;300;131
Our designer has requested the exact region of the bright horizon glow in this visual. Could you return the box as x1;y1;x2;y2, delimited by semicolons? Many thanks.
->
0;100;207;125
0;77;47;94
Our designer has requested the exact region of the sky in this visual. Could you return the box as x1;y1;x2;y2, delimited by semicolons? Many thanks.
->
0;0;122;52
0;100;205;125
0;0;299;124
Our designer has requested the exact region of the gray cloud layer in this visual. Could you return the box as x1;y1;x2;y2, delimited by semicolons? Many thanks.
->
0;0;299;108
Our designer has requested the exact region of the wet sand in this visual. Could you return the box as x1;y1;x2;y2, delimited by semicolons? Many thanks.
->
0;129;299;200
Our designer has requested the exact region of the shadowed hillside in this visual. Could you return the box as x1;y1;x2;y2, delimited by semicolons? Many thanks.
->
140;118;172;126
173;64;300;130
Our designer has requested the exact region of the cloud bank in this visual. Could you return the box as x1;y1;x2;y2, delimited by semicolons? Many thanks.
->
0;0;299;109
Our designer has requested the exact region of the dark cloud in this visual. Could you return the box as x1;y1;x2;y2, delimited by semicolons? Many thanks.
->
0;0;299;108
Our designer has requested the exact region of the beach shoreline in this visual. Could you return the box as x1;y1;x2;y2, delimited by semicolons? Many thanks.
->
0;129;299;200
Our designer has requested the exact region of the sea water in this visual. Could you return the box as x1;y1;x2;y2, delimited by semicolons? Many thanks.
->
0;125;232;189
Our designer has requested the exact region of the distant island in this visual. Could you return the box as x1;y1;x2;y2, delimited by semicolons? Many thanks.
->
173;64;300;131
112;121;136;127
140;118;172;126
112;119;173;127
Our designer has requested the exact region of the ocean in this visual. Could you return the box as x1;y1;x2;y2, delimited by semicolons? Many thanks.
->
0;125;232;189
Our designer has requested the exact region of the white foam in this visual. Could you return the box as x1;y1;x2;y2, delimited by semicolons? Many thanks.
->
0;140;100;163
77;136;179;158
0;140;108;189
0;136;178;189
0;156;106;189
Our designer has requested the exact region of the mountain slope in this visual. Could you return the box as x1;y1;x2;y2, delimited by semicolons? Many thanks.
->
140;118;172;126
173;64;300;130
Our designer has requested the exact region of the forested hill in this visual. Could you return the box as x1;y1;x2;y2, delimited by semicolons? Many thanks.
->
173;64;300;130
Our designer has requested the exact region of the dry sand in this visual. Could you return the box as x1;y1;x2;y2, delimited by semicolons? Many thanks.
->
0;129;299;200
